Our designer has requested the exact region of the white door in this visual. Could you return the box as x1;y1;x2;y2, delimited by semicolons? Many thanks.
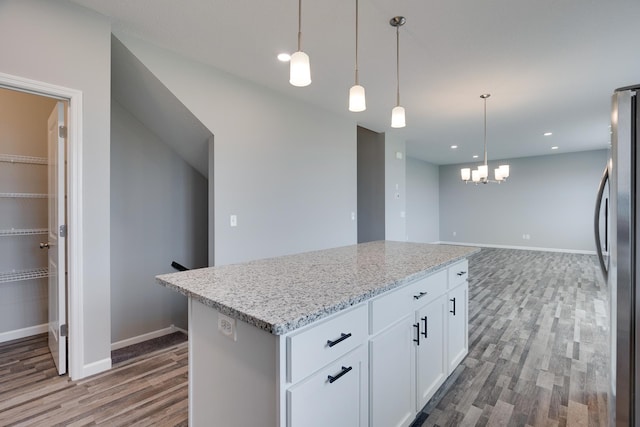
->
447;282;468;374
415;295;447;409
369;314;416;427
45;102;67;375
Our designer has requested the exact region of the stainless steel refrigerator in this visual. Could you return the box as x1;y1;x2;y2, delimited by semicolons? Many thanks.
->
595;84;640;426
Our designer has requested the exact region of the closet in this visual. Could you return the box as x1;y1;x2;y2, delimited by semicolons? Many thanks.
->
0;88;56;343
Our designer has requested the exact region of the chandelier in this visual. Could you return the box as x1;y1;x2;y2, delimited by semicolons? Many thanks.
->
461;94;510;184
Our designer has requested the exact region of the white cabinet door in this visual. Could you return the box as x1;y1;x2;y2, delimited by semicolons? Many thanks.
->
370;314;416;427
447;282;468;374
415;294;447;410
287;345;368;427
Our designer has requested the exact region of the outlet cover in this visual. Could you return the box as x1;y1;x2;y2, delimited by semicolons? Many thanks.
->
218;314;237;341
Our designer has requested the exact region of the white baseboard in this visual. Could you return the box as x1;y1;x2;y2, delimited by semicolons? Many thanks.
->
437;241;597;255
81;357;112;378
110;324;187;351
0;324;48;344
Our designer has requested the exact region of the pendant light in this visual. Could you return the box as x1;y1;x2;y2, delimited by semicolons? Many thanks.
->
290;0;311;87
461;94;510;184
349;0;366;112
390;16;406;128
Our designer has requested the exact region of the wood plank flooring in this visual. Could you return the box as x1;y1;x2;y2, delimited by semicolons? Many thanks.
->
0;334;188;426
0;248;609;426
413;248;609;427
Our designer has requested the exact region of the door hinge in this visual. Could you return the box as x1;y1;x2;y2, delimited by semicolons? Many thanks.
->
59;224;67;237
60;324;68;337
59;126;67;138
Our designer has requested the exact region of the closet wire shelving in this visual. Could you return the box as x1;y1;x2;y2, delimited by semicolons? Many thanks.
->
0;153;49;284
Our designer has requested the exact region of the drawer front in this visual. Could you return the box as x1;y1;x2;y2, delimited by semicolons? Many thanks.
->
370;269;447;335
287;346;368;427
448;259;468;288
287;304;368;383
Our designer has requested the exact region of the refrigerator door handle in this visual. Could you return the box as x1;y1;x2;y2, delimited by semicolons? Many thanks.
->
594;165;609;281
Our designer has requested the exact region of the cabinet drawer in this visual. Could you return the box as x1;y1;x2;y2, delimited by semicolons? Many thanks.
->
448;260;468;288
370;269;447;335
287;346;368;427
287;304;367;383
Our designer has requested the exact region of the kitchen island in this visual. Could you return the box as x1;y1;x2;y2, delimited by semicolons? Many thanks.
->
157;241;479;427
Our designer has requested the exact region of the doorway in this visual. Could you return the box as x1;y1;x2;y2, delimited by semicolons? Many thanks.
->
0;73;81;378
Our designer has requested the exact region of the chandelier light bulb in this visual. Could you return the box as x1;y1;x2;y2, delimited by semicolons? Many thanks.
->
472;169;480;183
478;164;488;180
499;164;510;178
495;168;504;181
461;168;471;182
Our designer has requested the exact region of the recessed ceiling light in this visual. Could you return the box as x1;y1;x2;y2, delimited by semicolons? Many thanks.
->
544;132;553;136
450;145;458;149
551;146;559;150
472;155;479;159
277;53;291;62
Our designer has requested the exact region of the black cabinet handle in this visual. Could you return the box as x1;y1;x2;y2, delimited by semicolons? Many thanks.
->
457;271;466;276
413;291;428;300
327;333;352;348
413;323;420;345
450;297;456;315
421;316;428;338
327;366;352;384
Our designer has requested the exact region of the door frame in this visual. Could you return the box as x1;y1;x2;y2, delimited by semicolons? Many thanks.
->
0;71;84;379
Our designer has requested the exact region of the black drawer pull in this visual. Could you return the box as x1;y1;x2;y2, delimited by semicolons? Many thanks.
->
413;323;420;345
457;271;467;276
327;333;352;348
328;366;352;384
450;297;456;315
421;316;428;338
413;291;428;300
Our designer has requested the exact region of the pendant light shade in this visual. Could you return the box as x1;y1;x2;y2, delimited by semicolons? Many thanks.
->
390;16;406;128
290;0;311;87
348;0;366;112
391;106;406;128
349;85;366;112
290;51;311;87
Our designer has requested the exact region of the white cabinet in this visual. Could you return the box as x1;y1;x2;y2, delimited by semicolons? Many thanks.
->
446;281;468;374
369;313;415;427
287;345;368;427
415;294;447;409
286;305;369;427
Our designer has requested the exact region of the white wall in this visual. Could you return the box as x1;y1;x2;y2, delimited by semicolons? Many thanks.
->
0;0;112;374
384;134;407;241
118;35;358;265
406;157;439;243
110;100;208;343
439;150;608;252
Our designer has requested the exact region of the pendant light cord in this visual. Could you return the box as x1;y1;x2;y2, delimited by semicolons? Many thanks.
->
297;0;302;51
355;0;359;84
396;25;400;106
483;96;488;166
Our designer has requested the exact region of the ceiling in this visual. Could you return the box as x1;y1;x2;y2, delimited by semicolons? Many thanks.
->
71;0;640;165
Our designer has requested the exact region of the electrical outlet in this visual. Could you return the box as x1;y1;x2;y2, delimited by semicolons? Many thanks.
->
218;314;237;341
230;214;237;227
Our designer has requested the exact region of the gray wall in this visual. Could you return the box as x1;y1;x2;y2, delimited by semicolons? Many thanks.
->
110;100;208;343
357;127;385;243
0;0;112;371
406;157;440;243
119;35;358;265
384;134;407;241
439;150;608;252
0;89;55;336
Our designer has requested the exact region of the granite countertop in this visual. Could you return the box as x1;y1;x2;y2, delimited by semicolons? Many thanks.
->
156;241;479;335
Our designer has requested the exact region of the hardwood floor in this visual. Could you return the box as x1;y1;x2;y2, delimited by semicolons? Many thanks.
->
413;248;609;427
0;334;188;426
0;248;609;426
